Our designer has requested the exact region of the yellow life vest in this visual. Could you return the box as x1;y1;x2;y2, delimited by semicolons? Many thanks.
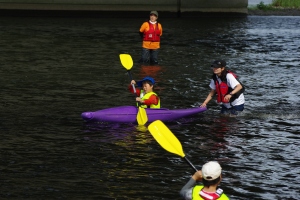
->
139;91;160;108
192;185;229;200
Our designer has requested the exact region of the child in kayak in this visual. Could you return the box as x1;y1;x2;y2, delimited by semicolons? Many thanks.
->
180;161;229;200
129;76;160;108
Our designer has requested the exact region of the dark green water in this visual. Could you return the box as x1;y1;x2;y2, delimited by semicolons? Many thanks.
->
0;16;299;199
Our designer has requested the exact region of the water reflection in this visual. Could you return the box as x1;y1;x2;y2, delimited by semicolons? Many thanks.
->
1;16;300;199
139;65;164;78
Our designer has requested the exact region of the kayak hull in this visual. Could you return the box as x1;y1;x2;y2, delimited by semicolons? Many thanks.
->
81;106;207;123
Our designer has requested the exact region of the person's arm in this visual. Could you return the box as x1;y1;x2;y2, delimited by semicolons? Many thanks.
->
180;171;203;200
224;73;243;102
139;22;147;40
159;23;163;36
224;83;243;102
128;81;141;96
179;178;196;200
200;89;215;107
139;22;147;33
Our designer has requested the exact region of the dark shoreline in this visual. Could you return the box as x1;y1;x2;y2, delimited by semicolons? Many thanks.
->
0;9;299;17
248;8;300;16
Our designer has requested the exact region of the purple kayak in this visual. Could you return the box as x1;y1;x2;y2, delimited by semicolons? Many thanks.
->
81;106;207;123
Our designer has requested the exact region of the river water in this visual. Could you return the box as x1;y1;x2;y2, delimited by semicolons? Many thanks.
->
0;15;299;199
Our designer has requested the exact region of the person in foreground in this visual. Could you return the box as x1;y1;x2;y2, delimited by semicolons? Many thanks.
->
200;60;245;115
180;161;229;200
139;11;163;65
129;76;160;108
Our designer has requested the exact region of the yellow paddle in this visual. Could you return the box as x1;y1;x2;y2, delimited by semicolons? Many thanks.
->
119;54;148;125
148;120;198;171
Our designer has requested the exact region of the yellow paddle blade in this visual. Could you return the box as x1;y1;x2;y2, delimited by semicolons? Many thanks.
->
119;54;133;70
137;107;148;126
148;120;185;157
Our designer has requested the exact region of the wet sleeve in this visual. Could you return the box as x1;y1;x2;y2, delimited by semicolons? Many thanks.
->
179;178;196;200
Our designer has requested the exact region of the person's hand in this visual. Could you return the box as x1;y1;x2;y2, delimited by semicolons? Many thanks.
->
224;94;232;102
136;97;143;103
200;103;207;107
192;170;203;181
131;80;136;85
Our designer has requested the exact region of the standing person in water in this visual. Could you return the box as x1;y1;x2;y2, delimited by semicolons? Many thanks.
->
129;76;160;108
139;11;163;65
180;161;229;200
200;60;245;115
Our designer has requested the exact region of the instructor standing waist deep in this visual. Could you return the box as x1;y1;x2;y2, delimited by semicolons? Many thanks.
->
139;11;163;65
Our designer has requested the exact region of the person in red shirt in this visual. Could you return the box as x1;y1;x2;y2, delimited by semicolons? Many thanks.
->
139;11;163;65
129;76;160;108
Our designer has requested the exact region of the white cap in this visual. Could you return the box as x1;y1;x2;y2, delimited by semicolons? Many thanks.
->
201;161;222;180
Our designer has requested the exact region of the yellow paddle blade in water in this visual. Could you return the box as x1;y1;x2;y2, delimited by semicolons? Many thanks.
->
119;54;133;70
137;107;148;126
148;120;185;157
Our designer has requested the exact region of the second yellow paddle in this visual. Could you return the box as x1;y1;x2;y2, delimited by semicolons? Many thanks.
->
148;120;198;171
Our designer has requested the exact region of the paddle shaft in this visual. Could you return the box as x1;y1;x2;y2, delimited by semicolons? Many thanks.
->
127;70;143;107
120;54;147;125
127;71;137;94
184;157;198;172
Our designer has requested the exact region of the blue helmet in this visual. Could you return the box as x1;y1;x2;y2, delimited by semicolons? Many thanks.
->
137;76;155;87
